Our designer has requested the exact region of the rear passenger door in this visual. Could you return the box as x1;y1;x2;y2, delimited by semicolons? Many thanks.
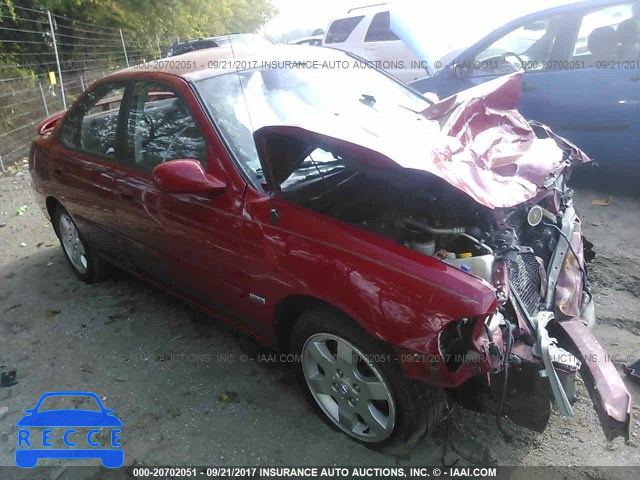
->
117;80;250;316
55;81;130;264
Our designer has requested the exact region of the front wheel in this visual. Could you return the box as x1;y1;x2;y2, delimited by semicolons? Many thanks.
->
291;307;446;455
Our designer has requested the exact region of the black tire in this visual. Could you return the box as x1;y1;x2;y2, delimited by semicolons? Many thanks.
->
290;306;447;456
53;205;107;283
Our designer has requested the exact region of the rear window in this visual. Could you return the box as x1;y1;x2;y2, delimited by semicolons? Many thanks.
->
168;44;192;56
195;40;219;50
60;82;127;159
325;16;364;44
365;11;399;42
168;40;217;56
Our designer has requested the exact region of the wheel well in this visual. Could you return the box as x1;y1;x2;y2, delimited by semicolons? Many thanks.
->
45;197;62;234
273;295;362;353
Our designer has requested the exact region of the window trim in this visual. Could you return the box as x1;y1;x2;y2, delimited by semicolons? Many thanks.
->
364;11;400;43
58;80;132;164
122;79;209;175
189;81;261;191
566;1;634;63
325;15;365;44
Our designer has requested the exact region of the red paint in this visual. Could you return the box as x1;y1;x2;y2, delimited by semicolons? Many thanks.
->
152;159;226;194
30;67;499;390
28;48;630;438
37;111;65;136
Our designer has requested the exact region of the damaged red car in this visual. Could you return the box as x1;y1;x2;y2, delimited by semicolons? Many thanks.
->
29;46;631;453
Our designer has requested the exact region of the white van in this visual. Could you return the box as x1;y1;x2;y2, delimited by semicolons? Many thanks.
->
323;4;426;83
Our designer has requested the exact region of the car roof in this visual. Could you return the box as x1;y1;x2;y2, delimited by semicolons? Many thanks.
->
342;2;392;17
290;35;324;43
171;33;255;46
118;44;348;83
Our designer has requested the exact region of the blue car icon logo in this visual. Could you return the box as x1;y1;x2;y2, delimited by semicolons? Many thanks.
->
16;391;123;468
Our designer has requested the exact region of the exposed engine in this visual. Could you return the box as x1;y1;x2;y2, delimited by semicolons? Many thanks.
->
302;168;563;310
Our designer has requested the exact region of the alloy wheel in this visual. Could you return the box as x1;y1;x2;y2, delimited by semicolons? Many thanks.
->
301;333;396;442
58;213;88;274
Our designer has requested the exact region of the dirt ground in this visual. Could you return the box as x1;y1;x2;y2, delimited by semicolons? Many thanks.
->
0;161;639;476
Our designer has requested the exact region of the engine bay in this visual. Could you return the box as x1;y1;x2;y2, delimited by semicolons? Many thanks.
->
288;167;563;291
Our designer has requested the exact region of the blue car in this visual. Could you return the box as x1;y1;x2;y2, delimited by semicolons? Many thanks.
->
401;0;640;167
16;391;123;468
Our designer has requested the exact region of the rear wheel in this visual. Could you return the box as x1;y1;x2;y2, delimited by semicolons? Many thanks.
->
54;205;106;283
291;306;447;455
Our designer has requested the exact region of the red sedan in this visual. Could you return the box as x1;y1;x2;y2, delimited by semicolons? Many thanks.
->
29;45;631;453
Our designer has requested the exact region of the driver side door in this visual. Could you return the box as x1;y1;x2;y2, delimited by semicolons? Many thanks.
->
439;13;569;125
117;80;250;318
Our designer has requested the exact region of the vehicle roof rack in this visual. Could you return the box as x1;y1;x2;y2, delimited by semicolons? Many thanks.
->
347;3;389;14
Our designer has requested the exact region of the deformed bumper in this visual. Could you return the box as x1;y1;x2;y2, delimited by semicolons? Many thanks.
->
557;318;632;441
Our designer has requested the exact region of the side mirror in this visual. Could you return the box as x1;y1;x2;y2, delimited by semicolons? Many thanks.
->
152;159;226;195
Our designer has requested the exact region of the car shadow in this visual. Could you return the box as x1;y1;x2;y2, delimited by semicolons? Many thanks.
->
0;247;598;467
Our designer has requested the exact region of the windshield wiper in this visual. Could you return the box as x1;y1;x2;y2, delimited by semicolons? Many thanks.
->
397;104;422;114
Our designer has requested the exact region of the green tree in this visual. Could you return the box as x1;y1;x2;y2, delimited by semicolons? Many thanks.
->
1;0;276;70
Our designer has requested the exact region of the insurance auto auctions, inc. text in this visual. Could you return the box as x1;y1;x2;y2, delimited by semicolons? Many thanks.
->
233;466;498;477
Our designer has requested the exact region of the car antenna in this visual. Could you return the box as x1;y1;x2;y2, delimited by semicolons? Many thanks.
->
224;24;256;135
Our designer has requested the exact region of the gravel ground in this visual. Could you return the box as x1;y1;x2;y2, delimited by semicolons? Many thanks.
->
0;162;639;477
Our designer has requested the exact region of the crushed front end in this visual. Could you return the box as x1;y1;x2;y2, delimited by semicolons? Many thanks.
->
408;124;632;440
253;70;632;440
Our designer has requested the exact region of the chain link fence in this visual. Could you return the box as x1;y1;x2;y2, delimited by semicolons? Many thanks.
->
0;4;171;173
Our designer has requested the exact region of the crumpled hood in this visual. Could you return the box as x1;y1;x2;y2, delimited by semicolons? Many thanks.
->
255;72;590;209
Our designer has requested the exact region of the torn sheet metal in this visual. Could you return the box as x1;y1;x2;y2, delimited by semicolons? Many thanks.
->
557;319;632;441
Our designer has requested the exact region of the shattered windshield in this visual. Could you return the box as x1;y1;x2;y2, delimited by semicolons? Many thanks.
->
194;54;430;186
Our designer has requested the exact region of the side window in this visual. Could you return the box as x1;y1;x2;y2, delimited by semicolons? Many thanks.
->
365;12;399;42
325;16;364;44
60;82;126;159
472;16;563;76
126;82;207;173
571;3;636;64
